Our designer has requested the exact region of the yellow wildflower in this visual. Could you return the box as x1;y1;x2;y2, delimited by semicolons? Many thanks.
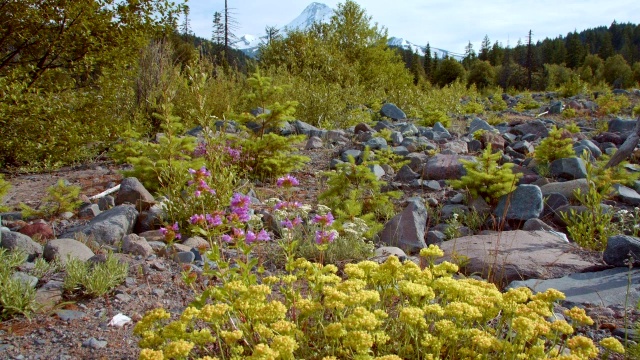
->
324;322;346;339
134;308;171;335
600;337;625;354
399;306;427;328
532;288;566;303
139;348;164;360
550;319;574;335
342;307;380;331
179;306;200;321
420;244;444;259
423;303;445;317
343;330;374;354
503;287;532;304
564;307;594;326
344;263;366;279
261;276;280;285
163;340;194;359
271;335;298;357
271;320;297;335
296;298;321;316
248;343;278;360
199;303;230;323
254;301;287;323
567;335;598;358
220;330;243;344
444;301;483;322
399;280;435;301
512;316;537;341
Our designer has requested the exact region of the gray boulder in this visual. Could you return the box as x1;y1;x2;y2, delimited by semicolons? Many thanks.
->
608;117;637;134
394;165;419;182
373;246;408;263
468;117;496;134
578;139;602;158
115;178;155;210
549;157;587;180
441;140;468;154
512;120;549;139
603;235;640;267
122;234;154;258
380;103;406;120
548;100;564;114
406;153;429;173
540;179;589;201
365;137;388;150
341;149;362;163
44;238;95;265
292;120;321;136
613;184;640;206
305;136;324;150
422;154;473;181
378;198;428;253
437;230;598;286
72;204;139;246
0;229;43;261
368;164;386;180
508;268;640;307
494;184;544;222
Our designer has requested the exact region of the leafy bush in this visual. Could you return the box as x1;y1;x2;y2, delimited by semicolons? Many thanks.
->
514;93;540;112
63;253;128;297
449;145;521;206
534;126;575;165
20;179;82;219
418;110;451;128
319;148;401;237
466;60;495;90
596;90;630;115
603;54;634;88
135;245;615;359
433;57;466;87
0;249;36;319
373;148;410;172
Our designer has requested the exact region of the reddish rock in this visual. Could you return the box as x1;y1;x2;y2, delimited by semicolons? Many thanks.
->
19;221;55;240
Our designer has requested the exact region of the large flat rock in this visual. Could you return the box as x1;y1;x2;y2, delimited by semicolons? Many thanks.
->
508;268;640;307
437;230;599;287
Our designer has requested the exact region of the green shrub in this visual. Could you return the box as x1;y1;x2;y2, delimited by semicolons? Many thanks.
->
63;253;128;297
449;145;521;206
319;147;401;237
419;110;450;128
603;54;634;88
20;179;82;219
558;73;588;97
0;249;36;319
232;133;309;182
135;245;611;359
467;60;495;90
433;57;466;87
373;148;410;172
111;93;203;194
514;93;540;112
596;90;630;115
534;126;575;165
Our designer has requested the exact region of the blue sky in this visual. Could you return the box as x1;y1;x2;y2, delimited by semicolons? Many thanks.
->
186;0;640;53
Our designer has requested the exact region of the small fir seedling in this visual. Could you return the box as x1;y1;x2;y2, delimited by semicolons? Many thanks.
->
449;145;521;206
534;126;575;165
240;69;298;138
20;179;82;219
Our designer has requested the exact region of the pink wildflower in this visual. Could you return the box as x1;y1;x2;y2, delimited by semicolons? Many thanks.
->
276;174;299;188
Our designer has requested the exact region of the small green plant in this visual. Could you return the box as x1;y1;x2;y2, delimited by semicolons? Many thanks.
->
560;158;616;251
31;257;63;278
0;249;36;319
486;113;505;126
514;93;540;112
564;122;581;133
63;253;128;297
232;133;309;181
449;145;521;206
419;110;450;127
0;174;10;212
443;212;463;240
562;107;577;119
20;179;82;219
373;148;410;172
463;100;485;115
534;126;575;165
596;91;631;115
558;73;588;98
240;70;298;137
319;147;401;237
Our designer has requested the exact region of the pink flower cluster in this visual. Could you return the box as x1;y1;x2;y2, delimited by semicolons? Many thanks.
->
188;166;216;197
159;222;181;242
276;174;299;188
313;211;335;245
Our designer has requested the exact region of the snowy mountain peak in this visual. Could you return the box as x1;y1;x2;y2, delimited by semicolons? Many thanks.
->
283;2;334;32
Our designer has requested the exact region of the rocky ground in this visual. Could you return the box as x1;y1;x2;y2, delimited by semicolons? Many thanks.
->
2;91;640;359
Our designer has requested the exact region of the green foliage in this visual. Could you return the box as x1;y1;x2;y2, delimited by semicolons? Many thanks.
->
596;90;631;115
0;0;178;169
233;134;309;181
20;179;82;219
578;54;605;85
434;57;466;87
449;145;521;206
558;73;588;97
259;0;413;128
564;122;581;133
489;93;508;111
419;110;451;128
319;148;401;237
603;55;634;88
534;126;575;165
111;95;203;194
63;253;128;297
0;249;36;320
0;175;10;212
463;100;485;115
562;108;578;119
30;257;63;279
514;93;540;112
136;246;604;359
373;148;410;171
467;60;496;90
240;70;298;137
560;159;616;251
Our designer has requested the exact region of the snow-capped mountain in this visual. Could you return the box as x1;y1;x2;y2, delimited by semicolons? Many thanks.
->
283;2;334;33
232;2;457;59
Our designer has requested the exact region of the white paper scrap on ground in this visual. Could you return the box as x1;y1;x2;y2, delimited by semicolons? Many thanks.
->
109;313;132;327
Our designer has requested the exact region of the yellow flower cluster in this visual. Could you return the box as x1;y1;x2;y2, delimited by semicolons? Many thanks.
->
135;245;603;360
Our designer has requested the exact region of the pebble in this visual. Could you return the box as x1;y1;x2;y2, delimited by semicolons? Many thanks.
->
82;337;107;349
152;288;165;297
55;310;86;322
150;262;166;271
115;293;131;302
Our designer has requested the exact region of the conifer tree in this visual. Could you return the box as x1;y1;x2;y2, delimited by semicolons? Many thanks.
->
462;41;476;69
479;35;491;61
424;43;433;81
181;5;191;37
212;12;224;45
526;30;534;89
